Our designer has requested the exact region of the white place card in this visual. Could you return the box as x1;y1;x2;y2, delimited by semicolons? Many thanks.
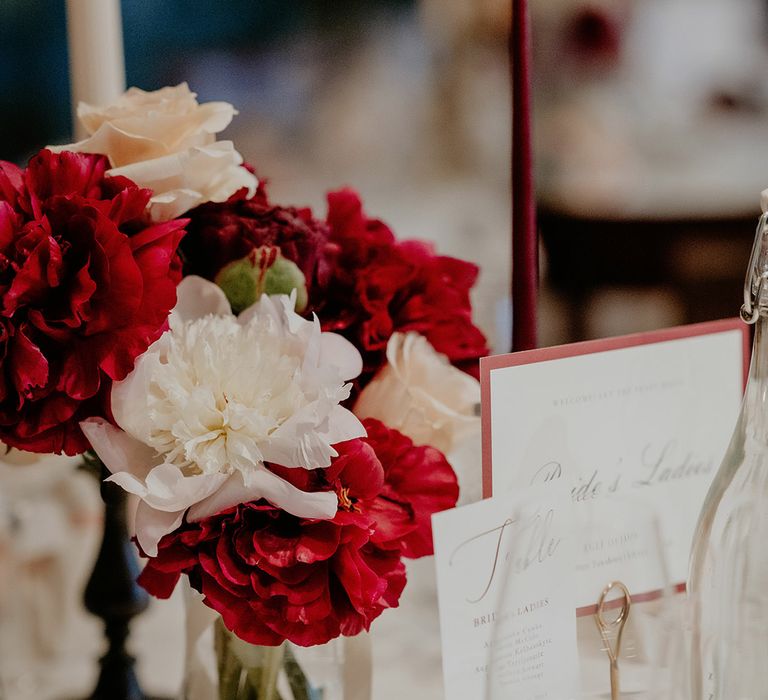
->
433;483;579;700
481;320;747;610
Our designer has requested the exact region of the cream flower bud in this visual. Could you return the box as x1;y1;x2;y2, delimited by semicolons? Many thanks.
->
354;332;480;455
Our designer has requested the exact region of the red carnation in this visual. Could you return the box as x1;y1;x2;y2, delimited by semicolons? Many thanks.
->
180;192;334;305
0;149;185;455
320;188;488;384
138;420;458;647
362;419;459;558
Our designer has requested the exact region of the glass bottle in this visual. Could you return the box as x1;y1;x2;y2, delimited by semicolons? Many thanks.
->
689;211;768;699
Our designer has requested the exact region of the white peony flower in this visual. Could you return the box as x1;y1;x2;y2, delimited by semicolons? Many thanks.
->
81;276;365;555
50;83;257;221
354;332;480;455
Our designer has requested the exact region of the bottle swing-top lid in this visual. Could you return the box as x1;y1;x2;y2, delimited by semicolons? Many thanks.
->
741;207;768;324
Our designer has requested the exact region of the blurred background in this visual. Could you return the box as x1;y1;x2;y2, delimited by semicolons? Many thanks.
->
1;0;768;697
0;0;512;355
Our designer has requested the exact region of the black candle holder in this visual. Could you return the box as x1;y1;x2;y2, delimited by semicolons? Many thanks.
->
84;461;149;700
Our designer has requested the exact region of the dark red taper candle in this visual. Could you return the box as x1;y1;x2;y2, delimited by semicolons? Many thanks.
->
511;0;538;351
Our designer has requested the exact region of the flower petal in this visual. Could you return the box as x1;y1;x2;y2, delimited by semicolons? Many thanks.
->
80;417;158;479
105;470;149;498
171;275;232;326
134;499;185;557
320;332;363;381
318;405;367;445
141;463;228;512
188;469;338;522
108;142;256;221
111;342;166;441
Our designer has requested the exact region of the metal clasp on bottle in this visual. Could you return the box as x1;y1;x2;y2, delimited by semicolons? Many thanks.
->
741;212;768;324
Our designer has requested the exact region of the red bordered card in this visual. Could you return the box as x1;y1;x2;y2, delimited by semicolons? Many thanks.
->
480;319;749;613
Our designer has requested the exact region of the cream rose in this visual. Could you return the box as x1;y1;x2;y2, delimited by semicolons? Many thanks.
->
51;83;257;221
354;332;480;455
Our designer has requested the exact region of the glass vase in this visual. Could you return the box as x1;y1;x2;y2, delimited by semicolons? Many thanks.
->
181;576;372;699
688;212;768;699
184;617;347;700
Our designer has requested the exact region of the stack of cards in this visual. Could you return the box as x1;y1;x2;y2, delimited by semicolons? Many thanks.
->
433;320;747;699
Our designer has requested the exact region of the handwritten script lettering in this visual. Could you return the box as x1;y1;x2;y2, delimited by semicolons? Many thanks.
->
634;440;713;487
529;440;713;503
530;461;563;484
450;510;561;604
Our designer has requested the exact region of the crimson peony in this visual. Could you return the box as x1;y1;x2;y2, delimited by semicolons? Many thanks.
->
180;188;334;307
138;420;458;647
320;188;488;385
0;149;185;455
